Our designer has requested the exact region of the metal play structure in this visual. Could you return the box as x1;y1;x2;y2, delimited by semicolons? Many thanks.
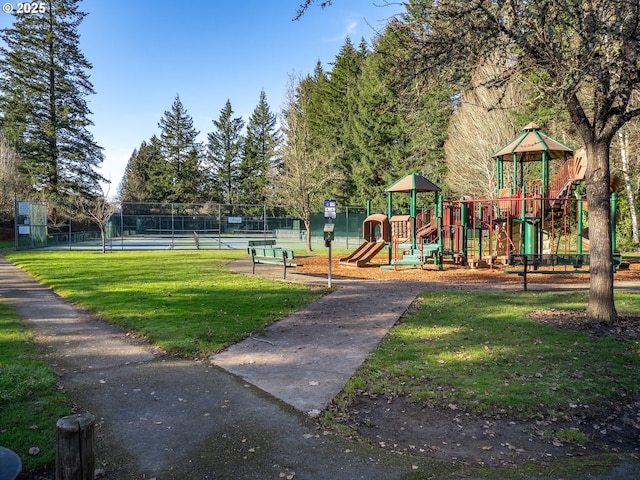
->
341;122;621;272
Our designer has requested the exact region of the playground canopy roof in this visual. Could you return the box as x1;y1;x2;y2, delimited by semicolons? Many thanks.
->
491;122;573;162
385;173;441;193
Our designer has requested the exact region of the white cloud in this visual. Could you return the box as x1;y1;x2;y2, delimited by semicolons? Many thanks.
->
326;20;359;43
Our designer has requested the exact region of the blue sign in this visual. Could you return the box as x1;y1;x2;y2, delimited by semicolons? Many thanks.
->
324;199;336;219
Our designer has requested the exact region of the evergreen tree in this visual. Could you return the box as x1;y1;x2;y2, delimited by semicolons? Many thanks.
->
404;86;453;191
206;100;245;206
173;146;204;204
372;21;453;196
118;136;168;203
157;95;204;203
314;37;368;205
0;0;104;201
350;39;412;211
238;91;278;208
143;136;173;202
118;148;144;203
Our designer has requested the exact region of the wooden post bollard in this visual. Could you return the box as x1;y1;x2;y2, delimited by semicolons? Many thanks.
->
56;413;96;480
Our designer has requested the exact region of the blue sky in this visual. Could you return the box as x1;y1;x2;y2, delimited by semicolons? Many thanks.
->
1;0;398;192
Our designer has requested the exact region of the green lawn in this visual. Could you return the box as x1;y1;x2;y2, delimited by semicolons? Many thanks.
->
328;290;640;420
1;249;323;475
3;250;323;358
3;249;639;476
0;304;70;472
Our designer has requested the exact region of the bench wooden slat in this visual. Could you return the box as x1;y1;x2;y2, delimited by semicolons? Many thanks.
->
248;246;300;279
248;247;295;259
248;239;276;247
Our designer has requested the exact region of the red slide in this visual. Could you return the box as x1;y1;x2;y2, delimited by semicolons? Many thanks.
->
339;241;386;267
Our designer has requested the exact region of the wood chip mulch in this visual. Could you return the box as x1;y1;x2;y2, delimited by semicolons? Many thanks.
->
295;252;640;285
526;309;640;337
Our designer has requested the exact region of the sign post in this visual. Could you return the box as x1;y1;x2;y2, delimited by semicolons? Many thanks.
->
324;200;336;288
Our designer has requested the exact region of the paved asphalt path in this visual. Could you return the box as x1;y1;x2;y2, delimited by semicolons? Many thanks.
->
1;256;639;479
0;257;416;479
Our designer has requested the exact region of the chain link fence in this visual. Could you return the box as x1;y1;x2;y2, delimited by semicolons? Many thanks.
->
15;200;368;251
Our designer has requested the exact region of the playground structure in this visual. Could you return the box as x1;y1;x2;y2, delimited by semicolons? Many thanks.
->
341;122;621;271
339;214;389;266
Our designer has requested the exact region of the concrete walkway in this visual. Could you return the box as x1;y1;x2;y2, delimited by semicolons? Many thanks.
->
210;269;422;416
0;257;414;479
2;256;638;479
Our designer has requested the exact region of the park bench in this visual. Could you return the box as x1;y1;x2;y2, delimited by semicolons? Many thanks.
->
248;239;277;248
505;253;592;291
247;240;300;279
233;229;274;235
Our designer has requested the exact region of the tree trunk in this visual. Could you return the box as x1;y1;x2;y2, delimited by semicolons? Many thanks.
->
585;141;617;323
100;227;106;254
617;130;639;243
304;218;312;252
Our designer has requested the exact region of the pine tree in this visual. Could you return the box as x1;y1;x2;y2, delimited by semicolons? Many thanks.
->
143;136;173;202
157;95;204;203
238;91;278;209
206;100;245;206
0;0;104;201
313;37;368;205
118;148;143;203
350;42;412;211
118;137;168;203
371;21;453;197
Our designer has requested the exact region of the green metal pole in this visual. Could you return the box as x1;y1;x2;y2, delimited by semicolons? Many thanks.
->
477;202;482;259
387;192;393;264
521;184;527;254
519;156;524;193
411;188;417;250
513;153;517;194
577;195;583;255
611;192;617;254
542;150;549;198
460;200;468;260
366;199;371;217
437;193;444;269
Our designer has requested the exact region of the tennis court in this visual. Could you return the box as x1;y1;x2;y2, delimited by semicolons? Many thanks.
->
15;200;367;252
43;232;361;252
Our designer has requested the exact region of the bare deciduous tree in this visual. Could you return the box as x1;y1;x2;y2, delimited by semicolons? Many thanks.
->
270;74;342;252
75;187;117;253
615;122;640;244
444;63;524;197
